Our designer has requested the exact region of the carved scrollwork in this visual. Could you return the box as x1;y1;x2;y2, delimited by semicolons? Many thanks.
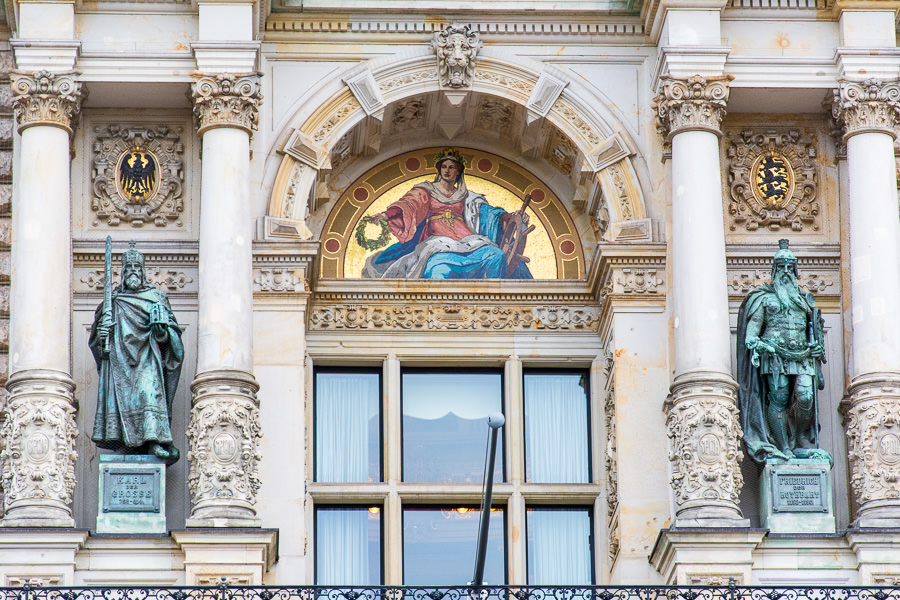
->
613;268;662;294
832;79;900;139
654;74;733;139
187;370;261;525
10;70;83;134
91;124;185;227
253;268;307;293
845;377;900;508
724;128;819;232
80;267;194;292
0;370;77;525
666;375;744;518
191;73;262;136
432;24;482;89
728;269;836;296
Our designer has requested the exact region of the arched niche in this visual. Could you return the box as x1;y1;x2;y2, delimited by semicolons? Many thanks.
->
320;147;585;280
261;52;653;250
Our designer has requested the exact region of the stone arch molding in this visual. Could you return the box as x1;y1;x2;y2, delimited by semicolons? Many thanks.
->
262;51;651;245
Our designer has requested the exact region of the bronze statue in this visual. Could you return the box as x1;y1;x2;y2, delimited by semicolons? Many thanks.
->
736;239;830;464
90;239;184;463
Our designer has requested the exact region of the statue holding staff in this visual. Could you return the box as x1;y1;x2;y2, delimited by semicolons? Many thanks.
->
90;238;184;463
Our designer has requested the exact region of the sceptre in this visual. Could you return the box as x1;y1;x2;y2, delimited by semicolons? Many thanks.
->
102;235;113;355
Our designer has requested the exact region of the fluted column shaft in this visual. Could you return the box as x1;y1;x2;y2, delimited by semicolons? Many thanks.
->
1;70;82;527
187;73;262;527
655;75;746;526
834;79;900;527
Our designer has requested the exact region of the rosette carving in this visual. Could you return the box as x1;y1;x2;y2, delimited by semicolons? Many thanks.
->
666;374;744;521
191;73;262;136
187;369;261;525
845;376;900;511
10;70;83;134
832;79;900;139
654;74;733;139
0;370;77;525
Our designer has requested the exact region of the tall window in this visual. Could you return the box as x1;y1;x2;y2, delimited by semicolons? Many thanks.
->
315;369;381;482
402;370;503;483
524;371;589;483
526;508;593;585
316;506;382;585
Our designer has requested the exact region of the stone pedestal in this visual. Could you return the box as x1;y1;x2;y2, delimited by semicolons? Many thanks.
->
96;455;166;534
760;459;835;534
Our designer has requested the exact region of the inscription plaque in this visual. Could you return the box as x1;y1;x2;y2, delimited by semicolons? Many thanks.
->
102;468;161;513
770;468;827;513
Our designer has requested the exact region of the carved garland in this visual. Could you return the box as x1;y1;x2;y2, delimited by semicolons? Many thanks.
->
91;124;186;227
724;128;819;232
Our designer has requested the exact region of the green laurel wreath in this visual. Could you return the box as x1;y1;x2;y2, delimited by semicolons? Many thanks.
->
355;216;391;251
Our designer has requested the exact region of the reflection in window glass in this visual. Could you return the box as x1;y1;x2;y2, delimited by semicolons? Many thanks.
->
316;370;381;482
524;372;589;483
316;506;382;585
526;508;592;585
402;371;503;482
403;507;505;585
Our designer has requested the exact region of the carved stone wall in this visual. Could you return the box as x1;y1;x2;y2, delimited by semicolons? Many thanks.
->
0;51;14;516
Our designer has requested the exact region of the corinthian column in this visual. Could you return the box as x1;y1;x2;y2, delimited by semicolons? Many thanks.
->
833;79;900;527
1;71;82;527
655;75;747;527
186;73;262;527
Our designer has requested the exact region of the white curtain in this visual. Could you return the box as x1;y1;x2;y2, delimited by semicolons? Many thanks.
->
527;509;592;585
317;508;373;585
316;372;380;482
524;374;589;483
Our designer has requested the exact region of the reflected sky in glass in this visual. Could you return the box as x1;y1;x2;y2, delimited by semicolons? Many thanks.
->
402;372;503;483
403;507;505;585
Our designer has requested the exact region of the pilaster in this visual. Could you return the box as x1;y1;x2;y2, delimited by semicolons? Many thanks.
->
171;529;277;585
0;529;88;585
650;528;765;585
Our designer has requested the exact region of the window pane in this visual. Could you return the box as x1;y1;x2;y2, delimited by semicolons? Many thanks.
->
316;371;381;482
403;507;505;585
524;372;589;483
526;508;592;585
402;371;503;482
316;506;382;585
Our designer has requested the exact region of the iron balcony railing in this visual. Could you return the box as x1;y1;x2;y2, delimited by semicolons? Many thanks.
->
3;584;900;600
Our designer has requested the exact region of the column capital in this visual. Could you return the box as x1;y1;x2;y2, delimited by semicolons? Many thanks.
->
10;70;83;135
832;78;900;140
191;72;262;136
654;74;733;140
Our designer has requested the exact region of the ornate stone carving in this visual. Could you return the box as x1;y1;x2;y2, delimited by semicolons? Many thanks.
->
728;269;836;296
473;69;535;99
10;70;83;134
195;575;252;586
832;79;900;139
552;96;602;146
90;124;185;227
605;381;618;519
0;370;77;526
253;268;307;293
378;69;438;95
654;74;733;139
191;73;262;136
392;99;426;132
477;99;513;134
432;24;481;89
80;267;194;291
308;303;600;331
725;128;819;232
547;127;577;175
187;369;261;526
311;96;360;144
5;576;62;587
665;374;744;522
613;268;662;294
688;575;743;585
844;376;900;517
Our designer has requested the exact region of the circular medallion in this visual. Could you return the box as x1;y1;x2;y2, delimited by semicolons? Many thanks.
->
25;432;51;462
751;152;794;209
116;148;161;204
353;187;369;203
560;240;576;255
405;158;421;172
477;159;493;173
324;238;341;254
878;433;900;465
697;433;721;464
212;432;239;463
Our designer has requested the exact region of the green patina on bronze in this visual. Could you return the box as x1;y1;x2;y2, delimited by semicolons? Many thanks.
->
90;239;184;465
736;239;831;465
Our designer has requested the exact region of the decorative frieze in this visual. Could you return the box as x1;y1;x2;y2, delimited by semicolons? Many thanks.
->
655;75;733;139
727;269;836;296
187;369;261;526
432;24;481;89
0;370;77;526
665;374;744;523
10;70;83;134
308;303;600;331
191;74;262;136
253;268;307;293
90;124;186;227
724;128;819;232
832;79;900;139
79;267;194;292
844;376;900;518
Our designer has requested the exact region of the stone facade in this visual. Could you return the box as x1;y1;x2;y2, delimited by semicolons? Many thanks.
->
0;0;898;589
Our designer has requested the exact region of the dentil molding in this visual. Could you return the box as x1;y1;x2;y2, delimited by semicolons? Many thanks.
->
10;70;83;134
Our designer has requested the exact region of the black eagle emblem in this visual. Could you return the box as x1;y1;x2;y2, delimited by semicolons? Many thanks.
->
119;149;157;202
